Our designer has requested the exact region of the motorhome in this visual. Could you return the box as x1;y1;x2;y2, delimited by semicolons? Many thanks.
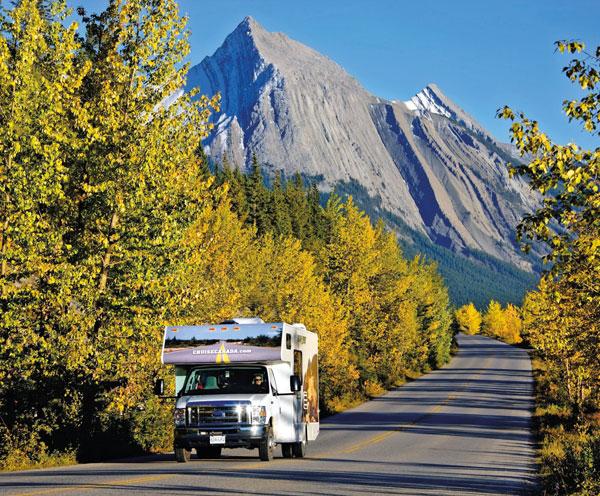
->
155;318;319;462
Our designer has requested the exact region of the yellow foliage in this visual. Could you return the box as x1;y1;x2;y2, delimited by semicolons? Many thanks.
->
482;301;522;344
0;0;456;468
364;380;387;398
244;235;359;407
455;303;482;335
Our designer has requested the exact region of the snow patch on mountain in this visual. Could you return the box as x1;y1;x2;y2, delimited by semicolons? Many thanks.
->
404;86;452;118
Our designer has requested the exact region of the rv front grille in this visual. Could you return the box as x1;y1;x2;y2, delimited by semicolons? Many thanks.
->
187;405;248;426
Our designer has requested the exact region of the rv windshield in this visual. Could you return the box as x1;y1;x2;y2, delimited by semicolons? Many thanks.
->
182;366;269;396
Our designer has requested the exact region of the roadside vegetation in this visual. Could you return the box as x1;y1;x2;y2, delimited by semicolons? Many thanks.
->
0;0;452;470
453;40;600;495
453;301;523;345
498;41;600;495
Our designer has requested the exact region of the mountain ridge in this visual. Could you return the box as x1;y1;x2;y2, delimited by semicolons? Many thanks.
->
186;16;538;293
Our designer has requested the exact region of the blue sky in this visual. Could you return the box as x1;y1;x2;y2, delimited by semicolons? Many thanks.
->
76;0;599;148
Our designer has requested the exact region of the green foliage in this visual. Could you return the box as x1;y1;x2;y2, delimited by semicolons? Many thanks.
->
214;164;327;246
213;161;454;390
0;0;220;465
502;39;599;409
541;429;600;495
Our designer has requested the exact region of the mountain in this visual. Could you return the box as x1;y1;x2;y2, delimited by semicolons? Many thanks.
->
185;16;539;305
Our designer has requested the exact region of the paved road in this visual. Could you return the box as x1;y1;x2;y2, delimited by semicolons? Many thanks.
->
1;334;537;495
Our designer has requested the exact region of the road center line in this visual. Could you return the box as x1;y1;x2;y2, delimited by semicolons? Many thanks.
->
11;474;174;496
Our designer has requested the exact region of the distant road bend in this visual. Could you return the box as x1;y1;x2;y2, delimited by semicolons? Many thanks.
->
1;334;537;495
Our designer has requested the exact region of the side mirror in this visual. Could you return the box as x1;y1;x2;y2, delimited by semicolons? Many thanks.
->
154;378;164;396
290;375;302;392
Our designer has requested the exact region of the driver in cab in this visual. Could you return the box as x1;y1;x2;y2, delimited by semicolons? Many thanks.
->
251;373;267;393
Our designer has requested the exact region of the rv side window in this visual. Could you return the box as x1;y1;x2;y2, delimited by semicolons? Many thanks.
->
285;333;291;350
293;350;302;383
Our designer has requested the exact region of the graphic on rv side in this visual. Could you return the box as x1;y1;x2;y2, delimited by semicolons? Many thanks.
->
304;354;319;423
162;325;282;365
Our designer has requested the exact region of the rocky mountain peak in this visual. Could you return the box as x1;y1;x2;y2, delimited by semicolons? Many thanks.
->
186;17;537;274
404;84;452;118
228;16;266;44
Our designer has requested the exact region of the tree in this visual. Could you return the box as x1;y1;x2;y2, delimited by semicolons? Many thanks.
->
497;41;599;275
245;153;270;234
481;301;522;344
522;278;595;408
271;171;292;236
498;41;599;406
318;198;452;387
0;0;222;464
502;304;522;345
408;257;453;370
305;182;327;249
244;235;359;410
455;303;482;335
482;300;505;338
286;172;309;241
0;0;91;465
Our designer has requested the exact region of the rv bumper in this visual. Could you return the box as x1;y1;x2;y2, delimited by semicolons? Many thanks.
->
174;425;266;449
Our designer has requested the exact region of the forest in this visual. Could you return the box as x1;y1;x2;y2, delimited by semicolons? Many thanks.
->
0;0;452;469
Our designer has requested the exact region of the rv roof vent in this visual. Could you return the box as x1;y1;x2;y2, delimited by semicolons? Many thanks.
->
292;323;307;329
220;317;265;325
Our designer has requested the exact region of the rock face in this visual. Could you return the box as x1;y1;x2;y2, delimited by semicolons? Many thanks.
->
187;17;537;269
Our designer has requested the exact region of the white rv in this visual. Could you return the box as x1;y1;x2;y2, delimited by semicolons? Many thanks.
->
155;318;319;462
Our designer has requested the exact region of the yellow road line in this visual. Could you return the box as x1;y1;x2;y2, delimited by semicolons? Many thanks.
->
340;430;395;454
11;474;174;496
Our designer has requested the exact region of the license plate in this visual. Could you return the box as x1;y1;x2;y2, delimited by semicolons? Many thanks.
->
210;435;225;445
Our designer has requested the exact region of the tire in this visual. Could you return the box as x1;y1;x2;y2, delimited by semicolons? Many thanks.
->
292;437;307;458
196;447;222;459
175;447;191;463
259;426;274;461
281;443;293;458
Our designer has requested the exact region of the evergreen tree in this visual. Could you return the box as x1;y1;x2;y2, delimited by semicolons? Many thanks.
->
286;172;309;241
306;182;328;249
271;171;292;236
245;153;271;234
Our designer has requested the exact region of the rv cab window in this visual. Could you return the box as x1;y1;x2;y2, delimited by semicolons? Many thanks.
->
182;366;269;395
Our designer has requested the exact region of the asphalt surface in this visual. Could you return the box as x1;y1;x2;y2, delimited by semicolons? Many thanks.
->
1;334;538;495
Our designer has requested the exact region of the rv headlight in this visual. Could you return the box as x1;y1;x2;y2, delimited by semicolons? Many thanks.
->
247;405;267;424
174;408;186;427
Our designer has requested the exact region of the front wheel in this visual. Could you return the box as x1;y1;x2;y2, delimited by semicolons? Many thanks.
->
175;447;191;463
259;426;274;461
